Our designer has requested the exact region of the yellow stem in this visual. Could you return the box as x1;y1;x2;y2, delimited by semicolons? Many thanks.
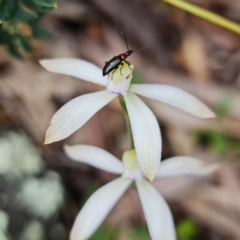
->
163;0;240;34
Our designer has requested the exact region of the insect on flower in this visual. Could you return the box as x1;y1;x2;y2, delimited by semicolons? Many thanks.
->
40;35;215;180
102;32;149;77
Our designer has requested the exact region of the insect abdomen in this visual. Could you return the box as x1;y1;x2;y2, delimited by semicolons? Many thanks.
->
103;56;122;76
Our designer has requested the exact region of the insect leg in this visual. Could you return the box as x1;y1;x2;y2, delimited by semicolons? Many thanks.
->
110;68;117;80
119;62;124;76
125;61;133;70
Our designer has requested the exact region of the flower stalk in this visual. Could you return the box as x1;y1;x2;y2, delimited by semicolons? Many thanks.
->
119;95;135;149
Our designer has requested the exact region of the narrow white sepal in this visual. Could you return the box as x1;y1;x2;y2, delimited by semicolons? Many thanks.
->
136;179;176;240
156;157;218;178
40;58;107;86
130;84;215;118
45;90;116;144
64;145;124;174
70;178;132;240
124;92;161;181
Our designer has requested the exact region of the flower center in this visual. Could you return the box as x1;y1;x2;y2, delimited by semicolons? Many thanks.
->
106;61;134;96
122;149;142;180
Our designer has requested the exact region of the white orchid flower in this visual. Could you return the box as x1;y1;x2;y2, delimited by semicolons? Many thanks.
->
40;59;215;180
64;144;217;240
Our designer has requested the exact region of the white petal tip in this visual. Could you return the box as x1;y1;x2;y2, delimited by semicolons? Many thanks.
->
44;138;53;145
44;129;54;144
148;177;154;182
44;126;59;145
39;59;48;66
39;59;46;63
191;107;215;118
138;160;159;181
200;110;216;118
63;145;74;157
139;160;159;182
63;144;70;151
144;171;157;182
205;163;219;174
39;59;53;72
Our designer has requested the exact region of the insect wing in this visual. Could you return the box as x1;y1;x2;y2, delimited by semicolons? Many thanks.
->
103;57;122;76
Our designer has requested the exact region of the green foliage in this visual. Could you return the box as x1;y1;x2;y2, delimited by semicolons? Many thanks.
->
131;70;143;84
0;29;21;59
32;0;56;7
6;40;22;59
89;225;149;240
215;93;233;118
177;219;199;240
16;33;32;53
128;225;149;240
194;129;240;156
0;0;56;59
31;25;55;40
89;225;117;240
0;0;18;22
193;93;239;156
21;0;55;12
0;29;10;44
12;6;37;22
208;131;228;156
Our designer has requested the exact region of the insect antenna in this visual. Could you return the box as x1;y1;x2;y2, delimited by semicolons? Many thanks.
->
121;31;130;51
133;47;151;53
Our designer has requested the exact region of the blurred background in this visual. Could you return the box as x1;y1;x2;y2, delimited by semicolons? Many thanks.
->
1;0;240;239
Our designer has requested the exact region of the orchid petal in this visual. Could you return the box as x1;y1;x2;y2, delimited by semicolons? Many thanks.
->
45;90;116;144
71;178;132;240
124;92;161;181
130;84;215;118
64;145;124;174
156;157;218;178
136;179;176;240
40;58;107;86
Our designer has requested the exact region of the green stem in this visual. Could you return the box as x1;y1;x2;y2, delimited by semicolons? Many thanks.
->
119;96;135;149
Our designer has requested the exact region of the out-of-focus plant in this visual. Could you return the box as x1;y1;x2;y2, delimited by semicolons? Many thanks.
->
163;0;240;34
0;0;56;59
0;210;9;240
177;219;199;240
17;172;64;219
194;94;240;157
195;129;240;157
0;131;65;239
215;93;233;119
0;131;64;218
89;226;117;240
21;221;45;240
128;226;149;240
